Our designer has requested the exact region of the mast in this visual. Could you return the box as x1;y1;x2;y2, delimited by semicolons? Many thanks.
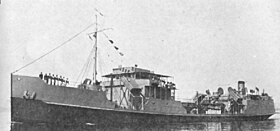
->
93;14;98;83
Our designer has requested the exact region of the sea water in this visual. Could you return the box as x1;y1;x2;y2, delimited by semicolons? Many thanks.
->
10;113;280;131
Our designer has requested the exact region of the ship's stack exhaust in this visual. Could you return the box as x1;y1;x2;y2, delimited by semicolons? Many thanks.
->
238;81;246;95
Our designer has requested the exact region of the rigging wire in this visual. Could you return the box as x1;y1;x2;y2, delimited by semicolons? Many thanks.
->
83;54;93;80
12;23;95;74
98;47;104;82
74;31;113;85
82;53;93;79
74;47;95;86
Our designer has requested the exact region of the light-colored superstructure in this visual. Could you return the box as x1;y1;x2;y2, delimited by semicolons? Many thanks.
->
102;66;185;114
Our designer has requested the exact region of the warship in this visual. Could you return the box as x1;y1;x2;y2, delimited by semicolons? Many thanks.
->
11;16;275;125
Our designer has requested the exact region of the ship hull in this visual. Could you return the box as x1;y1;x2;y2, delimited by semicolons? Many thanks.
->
11;97;273;125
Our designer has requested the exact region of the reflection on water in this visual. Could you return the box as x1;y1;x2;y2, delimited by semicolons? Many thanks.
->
11;119;278;131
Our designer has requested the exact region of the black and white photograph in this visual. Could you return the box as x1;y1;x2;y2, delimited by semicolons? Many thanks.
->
1;0;280;130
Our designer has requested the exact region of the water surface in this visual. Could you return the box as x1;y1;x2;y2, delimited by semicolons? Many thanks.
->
11;114;279;131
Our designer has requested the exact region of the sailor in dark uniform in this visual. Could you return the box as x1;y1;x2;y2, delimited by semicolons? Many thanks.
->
59;76;63;86
39;72;43;79
49;73;52;85
44;73;48;84
95;80;100;86
54;75;58;85
66;78;69;86
52;74;55;85
62;77;65;86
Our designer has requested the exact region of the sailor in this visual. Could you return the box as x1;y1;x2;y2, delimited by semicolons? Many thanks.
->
39;72;43;79
66;78;69;86
54;75;59;85
59;76;63;86
56;75;60;85
241;86;247;95
44;73;48;84
206;90;210;95
96;80;100;86
49;73;52;85
221;104;226;114
52;74;55;85
61;77;65;86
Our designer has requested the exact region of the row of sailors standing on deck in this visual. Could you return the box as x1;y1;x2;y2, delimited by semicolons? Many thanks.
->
39;72;69;86
159;80;175;88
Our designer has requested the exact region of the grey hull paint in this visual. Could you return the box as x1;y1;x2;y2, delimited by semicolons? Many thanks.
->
11;97;273;125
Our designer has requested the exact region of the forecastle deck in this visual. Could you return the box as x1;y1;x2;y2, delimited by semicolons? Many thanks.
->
11;75;115;109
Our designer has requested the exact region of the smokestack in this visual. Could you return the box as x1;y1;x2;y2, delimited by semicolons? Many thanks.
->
238;81;245;90
238;81;246;95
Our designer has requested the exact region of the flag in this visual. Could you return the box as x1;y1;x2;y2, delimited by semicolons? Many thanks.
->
102;32;124;57
109;40;114;44
95;8;104;16
89;32;97;40
250;89;255;93
255;87;259;92
88;35;92;40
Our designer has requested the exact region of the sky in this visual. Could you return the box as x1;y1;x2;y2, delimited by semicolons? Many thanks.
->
1;0;280;128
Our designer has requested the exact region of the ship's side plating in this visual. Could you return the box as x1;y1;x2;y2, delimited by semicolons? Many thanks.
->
11;97;272;125
11;75;115;109
243;97;275;115
11;74;116;123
